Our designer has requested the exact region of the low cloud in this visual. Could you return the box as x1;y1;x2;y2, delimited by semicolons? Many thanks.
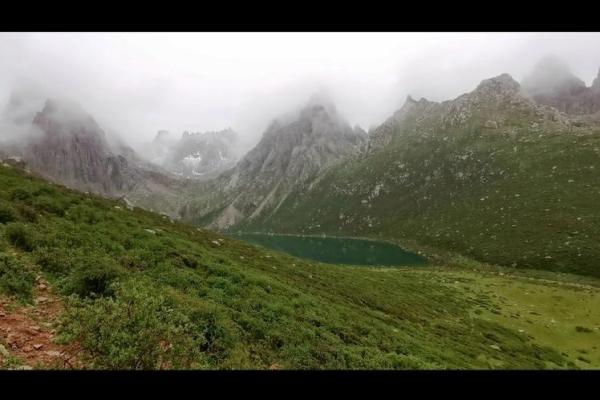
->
1;32;599;154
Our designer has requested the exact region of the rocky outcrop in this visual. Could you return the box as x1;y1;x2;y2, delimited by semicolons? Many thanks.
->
368;95;438;151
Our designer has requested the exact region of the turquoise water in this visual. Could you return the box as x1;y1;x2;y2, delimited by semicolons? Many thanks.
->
231;233;427;266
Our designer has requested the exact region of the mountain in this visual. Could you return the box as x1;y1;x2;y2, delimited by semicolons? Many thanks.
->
141;128;240;181
1;98;186;218
522;56;600;116
199;73;600;277
2;162;596;369
23;99;137;197
165;129;239;179
180;97;368;230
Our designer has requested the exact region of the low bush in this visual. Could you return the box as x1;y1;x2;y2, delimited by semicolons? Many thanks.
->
575;326;593;333
66;205;102;224
32;195;70;216
0;202;17;224
4;222;37;252
16;204;38;223
59;280;209;369
8;188;32;202
59;254;124;298
0;254;35;301
34;247;79;275
118;250;158;270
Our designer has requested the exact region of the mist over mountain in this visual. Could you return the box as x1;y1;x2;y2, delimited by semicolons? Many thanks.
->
522;55;600;115
3;34;600;371
180;97;367;229
179;69;600;279
0;96;189;218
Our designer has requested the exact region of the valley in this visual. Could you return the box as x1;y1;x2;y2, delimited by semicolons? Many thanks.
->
1;45;599;370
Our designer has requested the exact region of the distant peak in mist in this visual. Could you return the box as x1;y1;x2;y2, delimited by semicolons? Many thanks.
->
302;90;338;117
522;55;587;96
531;55;578;80
41;98;89;119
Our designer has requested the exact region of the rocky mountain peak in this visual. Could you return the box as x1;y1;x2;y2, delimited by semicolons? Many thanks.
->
182;97;367;230
22;109;123;196
1;85;49;123
475;73;520;95
154;130;171;142
522;56;587;97
298;100;339;125
32;98;106;143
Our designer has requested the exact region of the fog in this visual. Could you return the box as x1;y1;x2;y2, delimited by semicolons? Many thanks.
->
1;32;600;153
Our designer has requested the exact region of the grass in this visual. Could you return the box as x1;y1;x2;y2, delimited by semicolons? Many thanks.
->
428;266;600;369
0;164;599;369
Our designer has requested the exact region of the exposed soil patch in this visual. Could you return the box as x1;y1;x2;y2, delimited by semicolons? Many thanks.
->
0;277;84;369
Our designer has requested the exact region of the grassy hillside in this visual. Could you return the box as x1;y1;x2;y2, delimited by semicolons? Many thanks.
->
238;112;600;278
1;164;599;369
0;162;600;368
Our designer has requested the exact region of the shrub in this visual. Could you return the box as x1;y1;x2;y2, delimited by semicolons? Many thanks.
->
34;247;79;275
66;205;101;224
169;251;199;269
4;223;37;252
118;250;158;270
32;195;69;216
16;204;38;223
9;188;32;202
59;280;209;369
0;203;17;224
0;254;35;301
59;255;124;298
33;186;58;196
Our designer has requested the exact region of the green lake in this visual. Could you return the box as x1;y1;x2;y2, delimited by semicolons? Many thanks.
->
230;233;428;266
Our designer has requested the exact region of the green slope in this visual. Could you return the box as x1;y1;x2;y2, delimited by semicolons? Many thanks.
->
234;85;600;277
1;164;599;369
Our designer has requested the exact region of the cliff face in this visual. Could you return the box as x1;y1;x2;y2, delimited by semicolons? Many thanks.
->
4;98;186;218
23;99;139;197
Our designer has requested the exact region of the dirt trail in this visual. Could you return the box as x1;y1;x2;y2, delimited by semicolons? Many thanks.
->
0;276;84;369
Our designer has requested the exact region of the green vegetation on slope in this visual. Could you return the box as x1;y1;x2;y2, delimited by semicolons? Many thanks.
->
239;120;600;277
0;164;598;369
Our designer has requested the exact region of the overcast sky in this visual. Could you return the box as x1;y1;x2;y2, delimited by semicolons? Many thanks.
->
1;32;600;149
